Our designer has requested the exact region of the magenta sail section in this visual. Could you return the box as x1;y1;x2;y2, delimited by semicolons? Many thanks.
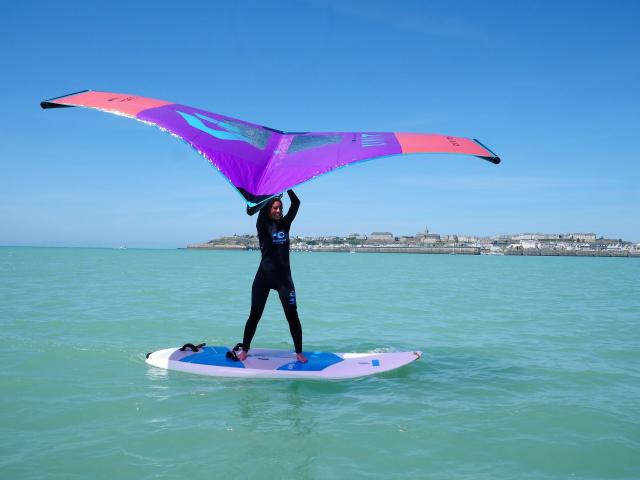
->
257;132;402;195
135;104;405;204
136;104;278;198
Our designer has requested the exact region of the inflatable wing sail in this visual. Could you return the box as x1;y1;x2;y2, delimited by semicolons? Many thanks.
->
41;90;500;214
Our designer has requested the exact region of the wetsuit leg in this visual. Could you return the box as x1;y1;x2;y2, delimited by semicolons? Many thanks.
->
275;279;303;354
242;268;270;350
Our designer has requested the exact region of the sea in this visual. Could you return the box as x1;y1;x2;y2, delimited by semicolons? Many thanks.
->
1;247;638;479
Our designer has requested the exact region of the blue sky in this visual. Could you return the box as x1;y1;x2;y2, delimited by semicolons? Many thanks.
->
1;0;638;247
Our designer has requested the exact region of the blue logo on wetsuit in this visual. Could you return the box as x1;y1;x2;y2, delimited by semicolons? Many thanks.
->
289;290;296;305
272;231;288;245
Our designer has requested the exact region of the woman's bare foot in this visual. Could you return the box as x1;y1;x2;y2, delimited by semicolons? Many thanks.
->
296;352;308;363
237;350;248;361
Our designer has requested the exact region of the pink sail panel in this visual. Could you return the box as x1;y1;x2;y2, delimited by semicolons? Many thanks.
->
396;132;491;157
42;90;172;117
41;90;500;214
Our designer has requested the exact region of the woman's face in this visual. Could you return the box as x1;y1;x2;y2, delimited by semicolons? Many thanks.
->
268;200;283;220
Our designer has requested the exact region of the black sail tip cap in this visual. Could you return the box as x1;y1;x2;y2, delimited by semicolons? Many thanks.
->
482;155;501;164
40;89;90;109
473;139;501;164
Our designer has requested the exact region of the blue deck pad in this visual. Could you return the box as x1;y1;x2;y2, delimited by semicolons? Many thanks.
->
277;352;344;372
180;346;245;369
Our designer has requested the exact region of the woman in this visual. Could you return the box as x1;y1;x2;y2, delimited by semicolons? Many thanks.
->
236;190;308;363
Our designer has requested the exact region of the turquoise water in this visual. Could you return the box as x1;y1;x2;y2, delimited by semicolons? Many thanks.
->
1;247;639;479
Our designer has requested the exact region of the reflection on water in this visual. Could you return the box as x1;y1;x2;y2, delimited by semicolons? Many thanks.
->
145;366;169;382
234;382;318;435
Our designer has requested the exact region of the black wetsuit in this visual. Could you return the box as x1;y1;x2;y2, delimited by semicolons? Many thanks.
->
242;190;302;353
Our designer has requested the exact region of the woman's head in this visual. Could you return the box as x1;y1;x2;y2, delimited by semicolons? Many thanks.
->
266;197;283;220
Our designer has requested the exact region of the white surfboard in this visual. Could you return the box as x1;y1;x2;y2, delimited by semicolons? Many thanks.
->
146;345;422;380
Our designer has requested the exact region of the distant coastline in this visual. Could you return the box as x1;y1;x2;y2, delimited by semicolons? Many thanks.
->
187;230;640;258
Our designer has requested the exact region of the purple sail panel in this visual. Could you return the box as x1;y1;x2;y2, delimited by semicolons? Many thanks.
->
256;133;402;195
136;104;280;196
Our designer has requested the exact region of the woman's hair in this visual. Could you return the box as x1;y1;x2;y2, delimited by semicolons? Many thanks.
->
265;195;283;210
259;195;283;217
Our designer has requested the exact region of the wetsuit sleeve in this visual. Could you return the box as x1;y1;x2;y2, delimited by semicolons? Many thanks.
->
256;206;270;238
283;190;300;226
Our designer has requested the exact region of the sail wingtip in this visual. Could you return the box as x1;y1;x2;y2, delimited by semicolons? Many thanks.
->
473;139;501;165
40;89;90;109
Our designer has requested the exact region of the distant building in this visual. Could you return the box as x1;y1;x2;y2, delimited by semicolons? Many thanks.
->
420;234;440;244
520;239;539;249
457;235;477;243
348;233;367;240
568;233;597;242
398;236;416;244
514;233;560;241
491;235;511;244
369;232;394;241
415;226;440;244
